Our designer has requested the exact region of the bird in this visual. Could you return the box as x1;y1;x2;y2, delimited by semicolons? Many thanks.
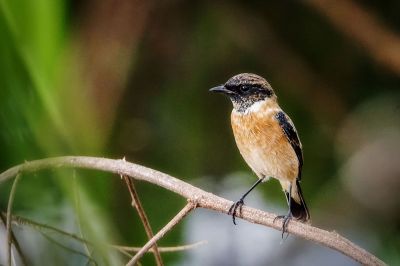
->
209;73;310;233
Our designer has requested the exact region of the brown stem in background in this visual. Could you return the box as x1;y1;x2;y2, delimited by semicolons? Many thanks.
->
0;157;386;266
303;0;400;76
77;0;153;130
122;174;163;266
126;202;196;266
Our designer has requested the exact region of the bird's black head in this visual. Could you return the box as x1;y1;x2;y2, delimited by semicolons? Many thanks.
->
210;73;275;113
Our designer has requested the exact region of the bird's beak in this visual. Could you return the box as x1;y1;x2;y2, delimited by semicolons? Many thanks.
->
209;85;233;94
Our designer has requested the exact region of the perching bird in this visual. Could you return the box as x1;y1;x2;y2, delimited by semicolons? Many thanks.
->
210;73;310;232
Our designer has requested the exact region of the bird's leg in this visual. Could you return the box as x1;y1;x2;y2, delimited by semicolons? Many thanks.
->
228;178;263;225
273;183;293;238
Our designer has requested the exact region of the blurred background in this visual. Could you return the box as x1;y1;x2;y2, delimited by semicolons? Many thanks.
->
1;0;400;265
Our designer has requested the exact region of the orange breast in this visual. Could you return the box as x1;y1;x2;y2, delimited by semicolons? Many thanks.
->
231;104;298;183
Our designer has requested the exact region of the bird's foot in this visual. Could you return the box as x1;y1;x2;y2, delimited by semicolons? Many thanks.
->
228;198;245;225
273;212;292;239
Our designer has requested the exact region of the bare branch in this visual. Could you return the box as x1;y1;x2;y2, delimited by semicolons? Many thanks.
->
0;156;386;266
122;174;163;266
127;202;196;266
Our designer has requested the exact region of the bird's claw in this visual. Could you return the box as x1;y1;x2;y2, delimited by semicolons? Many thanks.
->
273;213;292;239
228;198;245;225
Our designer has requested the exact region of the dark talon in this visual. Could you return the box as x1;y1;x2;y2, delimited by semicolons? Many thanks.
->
228;198;245;225
273;213;292;239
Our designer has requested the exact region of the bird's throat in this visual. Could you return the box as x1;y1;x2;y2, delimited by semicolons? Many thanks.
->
232;98;277;115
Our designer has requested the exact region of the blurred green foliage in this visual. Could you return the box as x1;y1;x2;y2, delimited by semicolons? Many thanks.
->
1;0;400;265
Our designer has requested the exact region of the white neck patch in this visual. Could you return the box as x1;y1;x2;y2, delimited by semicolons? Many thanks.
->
244;100;266;114
233;98;280;116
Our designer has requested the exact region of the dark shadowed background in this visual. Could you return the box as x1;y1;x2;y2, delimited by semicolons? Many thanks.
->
1;0;400;265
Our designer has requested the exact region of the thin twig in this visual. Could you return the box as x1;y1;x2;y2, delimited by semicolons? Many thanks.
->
0;213;27;266
39;232;98;265
0;156;386;266
113;240;207;253
73;170;94;262
6;173;21;266
122;173;163;266
8;212;91;243
126;202;196;266
5;212;205;256
115;247;133;259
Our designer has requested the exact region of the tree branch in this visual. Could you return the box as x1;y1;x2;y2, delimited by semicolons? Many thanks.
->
122;174;163;265
127;202;196;266
0;156;386;266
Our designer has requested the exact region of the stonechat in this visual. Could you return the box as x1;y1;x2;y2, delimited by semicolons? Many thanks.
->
210;73;310;233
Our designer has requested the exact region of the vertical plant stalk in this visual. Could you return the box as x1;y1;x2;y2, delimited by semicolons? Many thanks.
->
73;171;95;263
1;213;26;266
123;175;163;266
126;202;196;266
6;173;21;266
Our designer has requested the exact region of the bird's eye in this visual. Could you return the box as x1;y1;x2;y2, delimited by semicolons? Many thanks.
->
240;85;250;93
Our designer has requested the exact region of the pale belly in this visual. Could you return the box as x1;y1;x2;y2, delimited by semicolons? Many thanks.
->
231;110;298;183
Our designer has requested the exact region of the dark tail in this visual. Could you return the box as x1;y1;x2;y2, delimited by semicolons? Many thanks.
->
286;180;310;222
